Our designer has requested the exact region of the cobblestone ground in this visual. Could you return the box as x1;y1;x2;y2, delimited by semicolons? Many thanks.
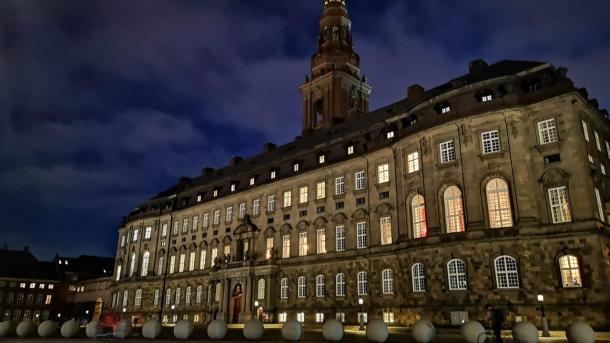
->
1;327;608;342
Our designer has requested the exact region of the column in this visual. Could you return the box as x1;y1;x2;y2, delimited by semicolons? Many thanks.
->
219;279;230;322
245;276;253;317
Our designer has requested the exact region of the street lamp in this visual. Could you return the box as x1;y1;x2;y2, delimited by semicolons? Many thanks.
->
171;305;176;324
358;298;364;331
85;310;90;315
254;300;259;320
537;294;550;337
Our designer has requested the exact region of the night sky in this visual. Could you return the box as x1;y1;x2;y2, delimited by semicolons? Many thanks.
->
1;0;610;260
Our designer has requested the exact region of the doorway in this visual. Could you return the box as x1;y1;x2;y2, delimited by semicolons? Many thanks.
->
231;284;243;323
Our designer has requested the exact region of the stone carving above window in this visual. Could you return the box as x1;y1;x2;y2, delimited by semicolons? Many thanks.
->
375;202;393;216
331;212;347;224
313;216;328;228
297;220;310;230
352;208;368;221
539;168;570;187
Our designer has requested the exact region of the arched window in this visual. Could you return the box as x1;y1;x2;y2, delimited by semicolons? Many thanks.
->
215;283;222;302
280;278;288;299
134;289;142;307
157;256;164;275
559;255;582;288
336;273;346;296
486;178;513;228
412;263;426;292
444;186;465;233
185;287;192;305
129;252;136;277
381;269;394;294
316;275;325;298
447;259;467;290
175;287;181;304
357;271;368;295
411;194;428;238
122;290;128;307
153;288;160;307
141;251;150;277
115;264;122;281
165;288;171;305
297;276;306;298
257;279;265;300
494;255;519;288
196;285;203;304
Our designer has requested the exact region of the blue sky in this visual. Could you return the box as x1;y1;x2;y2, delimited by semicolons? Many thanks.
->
1;0;609;259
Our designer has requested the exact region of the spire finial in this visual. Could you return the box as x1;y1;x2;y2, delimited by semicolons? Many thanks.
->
324;0;346;8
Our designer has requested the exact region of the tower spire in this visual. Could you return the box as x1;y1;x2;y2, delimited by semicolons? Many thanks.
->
299;0;372;134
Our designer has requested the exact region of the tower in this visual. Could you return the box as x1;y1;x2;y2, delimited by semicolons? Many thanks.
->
300;0;372;134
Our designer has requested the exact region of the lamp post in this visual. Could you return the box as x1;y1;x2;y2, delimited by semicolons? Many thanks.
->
254;300;259;320
171;305;176;324
358;298;364;331
537;294;550;337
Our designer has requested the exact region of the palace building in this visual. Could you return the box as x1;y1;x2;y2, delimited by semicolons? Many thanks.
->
110;0;610;329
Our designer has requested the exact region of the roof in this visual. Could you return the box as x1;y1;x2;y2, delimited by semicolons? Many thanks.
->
0;248;60;281
55;255;115;280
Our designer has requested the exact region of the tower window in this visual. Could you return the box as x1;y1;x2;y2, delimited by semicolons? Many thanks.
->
293;162;300;172
441;105;451;114
386;131;395;139
271;170;277;179
347;145;354;155
230;183;236;192
249;177;255;186
319;154;326;164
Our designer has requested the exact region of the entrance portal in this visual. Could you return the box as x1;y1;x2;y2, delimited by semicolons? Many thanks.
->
231;284;243;323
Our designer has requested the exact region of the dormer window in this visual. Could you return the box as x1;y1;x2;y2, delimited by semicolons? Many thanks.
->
476;90;494;103
230;183;236;192
213;189;219;198
319;154;326;164
271;170;277;179
386;131;395;139
293;162;300;173
197;194;202;202
482;94;493;102
249;177;255;186
441;105;451;114
347;145;354;155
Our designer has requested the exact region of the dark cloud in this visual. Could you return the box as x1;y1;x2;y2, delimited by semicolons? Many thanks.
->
1;0;609;259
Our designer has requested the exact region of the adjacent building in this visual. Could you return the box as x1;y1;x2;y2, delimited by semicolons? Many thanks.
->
109;0;610;329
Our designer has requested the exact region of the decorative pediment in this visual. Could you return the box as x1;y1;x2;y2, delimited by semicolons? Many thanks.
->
157;249;166;256
280;223;292;234
352;209;369;221
199;241;208;248
331;212;347;224
375;202;393;216
234;221;258;236
539;168;570;187
264;226;276;238
313;216;328;228
297;220;309;230
222;235;232;244
178;245;188;252
189;243;198;250
209;238;220;247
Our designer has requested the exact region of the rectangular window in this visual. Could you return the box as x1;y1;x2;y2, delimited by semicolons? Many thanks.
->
336;313;345;323
380;217;392;245
316;181;326;200
378;163;390;183
269;195;277;212
239;203;246;219
133;228;139;241
178;253;185;273
203;213;209;228
317;229;326;254
336;226;345;252
299;232;308;256
595;188;605;223
189;251;196;271
293;162;300;172
315;313;325;323
481;130;501;154
383;312;395;324
144;226;152;239
606;141;610;159
347;145;354;155
211;248;218;266
355;171;366;190
386;131;395;139
548;186;571;223
278;313;287;323
161;224;168;237
169;255;176;274
407;152;419;173
595;131;602;151
440;140;455;163
299;186;308;204
582;120;590;141
226;206;233;222
173;221;179;235
283;191;292;207
192;216;198;231
335;177;345;195
182;218;188;233
200;249;206;270
213;210;221;225
224;245;230;256
271;170;276;179
357;222;367;249
297;312;305;323
602;164;606;175
319;154;326;164
253;199;261;215
250;177;255;186
282;235;290;258
266;237;274;259
120;235;125;247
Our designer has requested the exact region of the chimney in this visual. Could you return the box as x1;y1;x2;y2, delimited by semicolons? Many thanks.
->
263;143;277;153
469;58;488;74
201;167;215;176
407;84;425;99
229;156;243;166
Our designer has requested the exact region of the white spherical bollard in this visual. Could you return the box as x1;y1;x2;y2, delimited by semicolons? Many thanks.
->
461;320;487;343
16;320;37;338
0;320;15;337
322;319;344;342
174;320;194;340
38;320;58;338
281;319;302;341
142;319;162;339
366;319;389;343
85;320;101;338
412;319;436;343
207;319;228;340
113;319;132;339
61;319;80;338
243;319;264;340
512;321;539;343
566;320;595;343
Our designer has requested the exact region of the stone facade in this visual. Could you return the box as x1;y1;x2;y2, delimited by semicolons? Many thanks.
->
108;0;610;331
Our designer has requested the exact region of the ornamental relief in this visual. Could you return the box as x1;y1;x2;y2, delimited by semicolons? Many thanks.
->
539;168;570;187
331;212;347;224
280;223;292;234
264;226;276;238
222;235;232;244
297;220;309;231
375;202;393;216
442;171;459;185
352;208;368;221
421;137;431;157
313;216;328;228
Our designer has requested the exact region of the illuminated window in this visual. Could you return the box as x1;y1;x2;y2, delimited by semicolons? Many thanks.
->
250;177;255;186
173;221;179;235
335;176;345;195
122;290;128;307
481;94;493;102
134;289;142;307
481;130;501;154
175;288;181;305
335;225;345;252
378;163;390;183
380;217;392;245
317;229;326;254
486;178;513;228
595;188;605;223
213;189;218;197
293;163;300;172
537;119;558;144
178;253;185;273
381;269;394;294
270;170;277;179
595;131;602;151
129;252;136;276
45;294;52;305
282;235;290;258
297;276;306;298
439;140;455;163
223;244;230;256
316;275;325;297
315;313;325;323
357;271;368;295
412;263;426;292
268;195;276;211
169;255;176;274
199;249;206;270
257;279;265;300
297;312;305;322
153;289;160;306
144;226;152;239
319;154;326;164
158;256;164;275
335;273;345;296
283;191;292;208
189;251;196;271
279;312;287;322
213;210;221;225
559;255;582;288
182;218;188;233
411;195;427;238
444;186;465;233
582;120;589;141
299;186;308;204
355;171;366;190
196;285;203;304
239;203;246;219
548;186;571;223
356;222;367;249
386;131;395;139
230;183;236;192
211;248;218;266
441;104;451;114
202;214;209;228
280;278;288;299
226;206;233;223
383;312;394;324
447;259;467;290
347;145;354;155
407;152;419;173
165;289;171;305
316;181;326;199
253;199;261;215
140;251;150;277
185;287;191;305
299;232;308;256
494;255;519;289
266;237;274;259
